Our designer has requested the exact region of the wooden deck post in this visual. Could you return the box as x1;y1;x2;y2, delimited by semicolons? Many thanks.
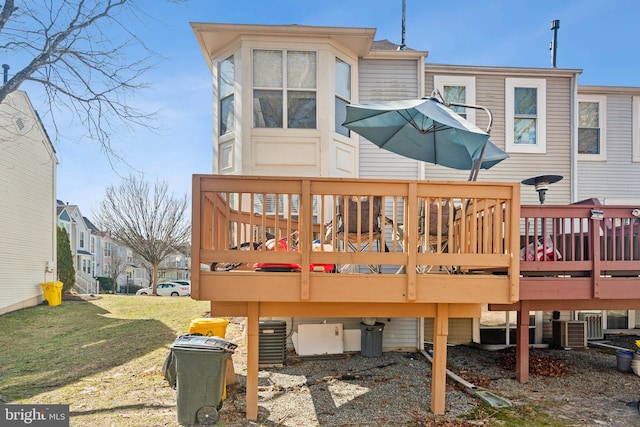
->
515;301;530;383
246;302;259;420
431;303;449;415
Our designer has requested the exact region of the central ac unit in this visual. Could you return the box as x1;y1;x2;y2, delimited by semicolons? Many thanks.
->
552;320;587;349
577;312;604;340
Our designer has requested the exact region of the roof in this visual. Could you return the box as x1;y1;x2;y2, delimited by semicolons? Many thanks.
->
191;22;377;70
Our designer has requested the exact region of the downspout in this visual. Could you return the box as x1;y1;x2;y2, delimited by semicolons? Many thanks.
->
570;73;578;203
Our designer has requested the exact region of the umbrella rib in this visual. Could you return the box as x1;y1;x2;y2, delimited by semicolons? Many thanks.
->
396;110;453;135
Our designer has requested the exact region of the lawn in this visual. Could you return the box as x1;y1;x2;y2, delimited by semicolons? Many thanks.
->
0;294;211;426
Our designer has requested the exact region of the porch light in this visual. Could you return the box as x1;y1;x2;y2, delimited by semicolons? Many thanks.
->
590;209;604;221
521;174;563;205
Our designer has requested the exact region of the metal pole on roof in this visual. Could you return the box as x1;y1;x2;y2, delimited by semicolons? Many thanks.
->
399;0;407;51
550;19;560;68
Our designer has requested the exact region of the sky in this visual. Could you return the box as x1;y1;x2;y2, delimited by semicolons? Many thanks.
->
21;0;640;219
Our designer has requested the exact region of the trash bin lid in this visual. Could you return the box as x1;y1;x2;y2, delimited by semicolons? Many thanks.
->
171;334;237;353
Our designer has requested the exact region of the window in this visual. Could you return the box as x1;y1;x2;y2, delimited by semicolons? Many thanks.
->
578;95;606;160
433;76;476;123
219;55;234;135
104;242;111;257
633;96;640;162
505;78;546;153
335;58;351;137
79;231;85;248
90;237;95;253
253;50;317;129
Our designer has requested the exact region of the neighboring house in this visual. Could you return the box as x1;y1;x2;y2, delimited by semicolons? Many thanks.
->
57;205;151;293
574;85;640;333
158;251;190;282
56;202;98;294
192;22;640;350
0;90;58;315
116;246;150;291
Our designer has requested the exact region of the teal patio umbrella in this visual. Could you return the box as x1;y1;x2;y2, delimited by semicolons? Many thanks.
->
343;96;508;180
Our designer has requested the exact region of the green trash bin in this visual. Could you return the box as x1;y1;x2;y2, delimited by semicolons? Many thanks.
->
171;335;237;426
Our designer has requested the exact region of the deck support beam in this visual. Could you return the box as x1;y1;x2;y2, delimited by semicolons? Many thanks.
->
431;303;449;414
515;300;530;383
246;302;259;420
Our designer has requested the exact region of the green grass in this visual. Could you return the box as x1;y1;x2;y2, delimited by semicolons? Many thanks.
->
0;296;580;427
0;295;210;426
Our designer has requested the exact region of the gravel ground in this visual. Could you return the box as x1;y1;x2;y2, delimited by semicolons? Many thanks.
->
214;319;640;426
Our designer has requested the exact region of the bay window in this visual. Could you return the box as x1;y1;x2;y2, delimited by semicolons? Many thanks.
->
219;55;235;135
253;49;317;129
335;58;351;137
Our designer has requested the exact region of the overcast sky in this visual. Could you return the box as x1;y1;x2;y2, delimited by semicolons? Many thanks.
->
28;0;640;218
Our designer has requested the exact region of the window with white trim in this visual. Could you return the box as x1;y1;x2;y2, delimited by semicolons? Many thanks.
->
633;96;640;162
433;75;476;124
578;95;606;160
505;78;546;154
219;55;235;136
335;58;351;137
253;49;317;129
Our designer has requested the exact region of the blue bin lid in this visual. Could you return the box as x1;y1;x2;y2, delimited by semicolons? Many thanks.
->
171;334;237;353
616;349;633;356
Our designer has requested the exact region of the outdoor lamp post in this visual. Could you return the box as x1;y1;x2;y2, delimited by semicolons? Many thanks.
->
521;174;563;205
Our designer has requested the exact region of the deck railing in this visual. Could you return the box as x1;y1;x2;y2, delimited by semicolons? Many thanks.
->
518;203;640;301
191;175;521;305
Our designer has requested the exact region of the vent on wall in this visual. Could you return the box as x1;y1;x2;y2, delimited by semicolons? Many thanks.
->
552;320;587;349
13;115;27;134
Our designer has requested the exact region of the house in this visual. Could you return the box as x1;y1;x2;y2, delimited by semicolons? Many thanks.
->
0;90;58;315
158;250;191;282
190;22;640;417
57;202;98;294
57;206;151;293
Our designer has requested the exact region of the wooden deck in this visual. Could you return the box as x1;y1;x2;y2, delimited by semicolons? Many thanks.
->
490;202;640;383
190;174;520;418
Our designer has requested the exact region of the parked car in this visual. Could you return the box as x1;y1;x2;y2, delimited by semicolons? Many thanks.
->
136;281;190;296
172;280;191;287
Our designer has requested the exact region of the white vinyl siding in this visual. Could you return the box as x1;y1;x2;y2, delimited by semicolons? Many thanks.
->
634;96;640;162
358;59;420;180
0;92;57;314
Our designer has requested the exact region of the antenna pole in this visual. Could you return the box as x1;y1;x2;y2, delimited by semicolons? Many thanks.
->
550;19;560;68
400;0;406;50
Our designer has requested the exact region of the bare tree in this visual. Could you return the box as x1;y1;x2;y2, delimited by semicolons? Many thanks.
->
108;243;129;292
0;0;176;157
96;174;190;295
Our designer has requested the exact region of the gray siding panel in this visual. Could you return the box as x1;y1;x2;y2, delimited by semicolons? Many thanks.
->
423;71;573;205
358;59;420;180
285;317;418;352
577;94;640;201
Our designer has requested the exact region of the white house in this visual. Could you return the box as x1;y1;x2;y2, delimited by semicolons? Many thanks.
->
56;202;98;294
0;90;58;315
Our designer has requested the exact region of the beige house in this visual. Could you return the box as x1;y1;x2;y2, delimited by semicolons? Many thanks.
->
0;90;58;315
190;22;640;417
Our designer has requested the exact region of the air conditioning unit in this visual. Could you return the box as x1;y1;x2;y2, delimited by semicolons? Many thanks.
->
552;320;587;349
259;320;287;367
577;312;604;340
